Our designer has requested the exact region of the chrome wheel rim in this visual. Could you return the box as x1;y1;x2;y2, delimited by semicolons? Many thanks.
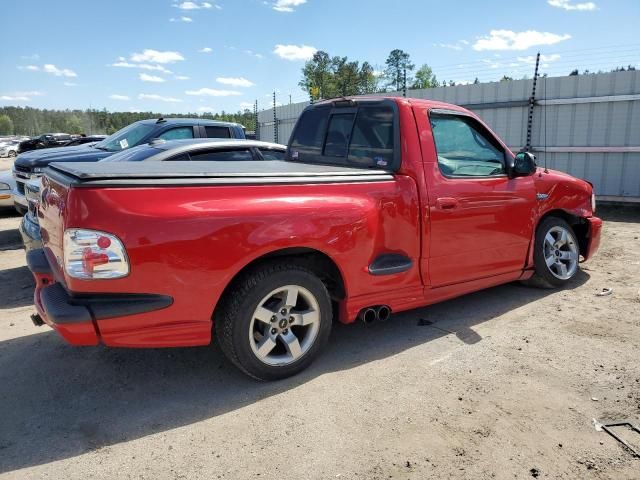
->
543;225;579;280
249;285;321;367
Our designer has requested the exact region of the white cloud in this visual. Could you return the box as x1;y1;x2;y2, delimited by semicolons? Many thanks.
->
0;91;43;102
517;54;561;64
169;16;193;22
239;101;254;109
185;88;242;97
110;94;131;100
174;1;212;9
175;75;190;80
131;49;185;64
473;30;571;51
139;73;165;83
199;47;213;53
272;0;306;12
244;49;264;59
42;64;78;77
138;94;182;103
63;82;78;87
216;77;254;87
548;0;596;11
20;54;40;60
273;44;317;61
197;106;215;112
434;42;463;51
110;61;172;74
18;65;40;71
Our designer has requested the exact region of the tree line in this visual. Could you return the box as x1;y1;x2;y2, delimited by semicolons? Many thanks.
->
0;107;256;136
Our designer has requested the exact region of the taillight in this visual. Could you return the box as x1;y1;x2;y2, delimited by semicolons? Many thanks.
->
63;229;129;279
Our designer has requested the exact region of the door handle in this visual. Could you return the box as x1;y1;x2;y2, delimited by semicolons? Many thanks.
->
436;197;459;210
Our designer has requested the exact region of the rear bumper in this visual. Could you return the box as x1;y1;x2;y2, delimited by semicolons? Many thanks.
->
583;216;603;261
27;249;173;346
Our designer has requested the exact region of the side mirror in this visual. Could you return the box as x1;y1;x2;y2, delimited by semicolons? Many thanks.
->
510;152;537;177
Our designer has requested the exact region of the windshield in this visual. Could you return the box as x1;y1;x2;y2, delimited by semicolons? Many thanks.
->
95;122;155;152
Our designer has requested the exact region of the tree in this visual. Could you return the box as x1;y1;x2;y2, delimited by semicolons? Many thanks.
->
358;62;380;94
411;64;438;89
500;75;513;82
569;69;579;76
473;77;480;85
384;49;414;92
0;114;13;135
299;51;335;101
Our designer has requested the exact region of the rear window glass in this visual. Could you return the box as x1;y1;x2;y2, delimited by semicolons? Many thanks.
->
288;104;396;170
190;148;253;161
204;126;231;138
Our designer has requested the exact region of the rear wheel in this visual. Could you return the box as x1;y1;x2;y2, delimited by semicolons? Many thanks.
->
215;263;332;381
528;217;580;288
8;151;16;157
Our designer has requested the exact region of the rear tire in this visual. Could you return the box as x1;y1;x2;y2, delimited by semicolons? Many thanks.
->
8;151;16;157
527;217;580;288
215;262;332;381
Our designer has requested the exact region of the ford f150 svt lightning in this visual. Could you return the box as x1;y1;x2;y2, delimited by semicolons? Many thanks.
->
28;97;602;380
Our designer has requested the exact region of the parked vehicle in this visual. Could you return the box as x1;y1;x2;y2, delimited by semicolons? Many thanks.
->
0;171;17;209
18;133;72;154
12;118;246;214
28;96;602;380
62;135;108;147
19;139;284;251
0;139;21;158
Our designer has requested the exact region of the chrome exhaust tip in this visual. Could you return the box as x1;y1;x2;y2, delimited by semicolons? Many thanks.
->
377;305;391;322
359;308;377;325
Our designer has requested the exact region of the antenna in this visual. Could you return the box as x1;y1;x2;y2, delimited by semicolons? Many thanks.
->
543;73;548;174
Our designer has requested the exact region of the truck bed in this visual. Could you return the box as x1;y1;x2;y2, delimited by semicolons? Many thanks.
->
47;161;393;187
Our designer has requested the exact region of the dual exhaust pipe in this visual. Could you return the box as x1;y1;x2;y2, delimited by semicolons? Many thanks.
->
358;305;391;325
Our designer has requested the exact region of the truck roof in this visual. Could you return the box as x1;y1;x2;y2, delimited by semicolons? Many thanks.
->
137;118;244;128
312;95;470;113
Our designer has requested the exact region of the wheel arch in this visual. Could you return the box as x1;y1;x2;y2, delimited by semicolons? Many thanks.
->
212;246;347;322
535;209;590;256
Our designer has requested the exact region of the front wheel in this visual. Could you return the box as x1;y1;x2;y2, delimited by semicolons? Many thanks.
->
215;263;332;381
8;150;16;157
529;217;580;288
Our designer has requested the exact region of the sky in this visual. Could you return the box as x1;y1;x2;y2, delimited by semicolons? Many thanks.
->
1;0;638;114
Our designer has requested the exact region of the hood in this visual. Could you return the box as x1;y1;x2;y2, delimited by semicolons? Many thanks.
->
15;145;113;168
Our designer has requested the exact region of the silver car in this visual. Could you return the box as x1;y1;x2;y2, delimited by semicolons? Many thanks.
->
0;171;17;208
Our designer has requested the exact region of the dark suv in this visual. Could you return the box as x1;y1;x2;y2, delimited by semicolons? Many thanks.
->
13;118;245;214
18;133;72;154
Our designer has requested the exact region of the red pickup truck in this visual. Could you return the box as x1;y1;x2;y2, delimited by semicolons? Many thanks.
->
28;97;602;380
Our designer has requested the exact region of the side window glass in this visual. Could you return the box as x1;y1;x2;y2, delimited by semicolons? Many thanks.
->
430;115;505;177
158;127;194;141
258;148;285;160
204;126;231;138
323;113;354;157
190;149;253;161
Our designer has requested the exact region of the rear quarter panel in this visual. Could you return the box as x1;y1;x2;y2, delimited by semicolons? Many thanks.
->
54;179;421;343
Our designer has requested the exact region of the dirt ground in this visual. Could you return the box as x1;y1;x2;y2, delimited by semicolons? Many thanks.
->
0;205;638;479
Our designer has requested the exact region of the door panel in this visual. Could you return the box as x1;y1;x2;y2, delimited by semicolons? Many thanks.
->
415;107;537;287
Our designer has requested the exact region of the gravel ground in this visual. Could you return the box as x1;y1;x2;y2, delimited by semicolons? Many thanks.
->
0;206;638;479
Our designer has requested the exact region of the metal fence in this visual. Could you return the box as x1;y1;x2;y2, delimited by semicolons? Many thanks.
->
257;70;640;202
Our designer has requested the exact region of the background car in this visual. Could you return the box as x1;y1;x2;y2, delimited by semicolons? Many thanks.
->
19;138;286;251
17;133;72;154
0;171;17;209
0;139;21;157
12;118;246;214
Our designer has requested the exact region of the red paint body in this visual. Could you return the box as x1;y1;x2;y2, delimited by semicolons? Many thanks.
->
35;98;602;347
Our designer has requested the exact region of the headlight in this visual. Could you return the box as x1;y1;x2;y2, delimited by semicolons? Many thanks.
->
32;167;44;174
591;193;596;213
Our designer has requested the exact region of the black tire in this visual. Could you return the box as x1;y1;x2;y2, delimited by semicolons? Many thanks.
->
526;216;580;288
214;262;332;381
8;151;16;157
